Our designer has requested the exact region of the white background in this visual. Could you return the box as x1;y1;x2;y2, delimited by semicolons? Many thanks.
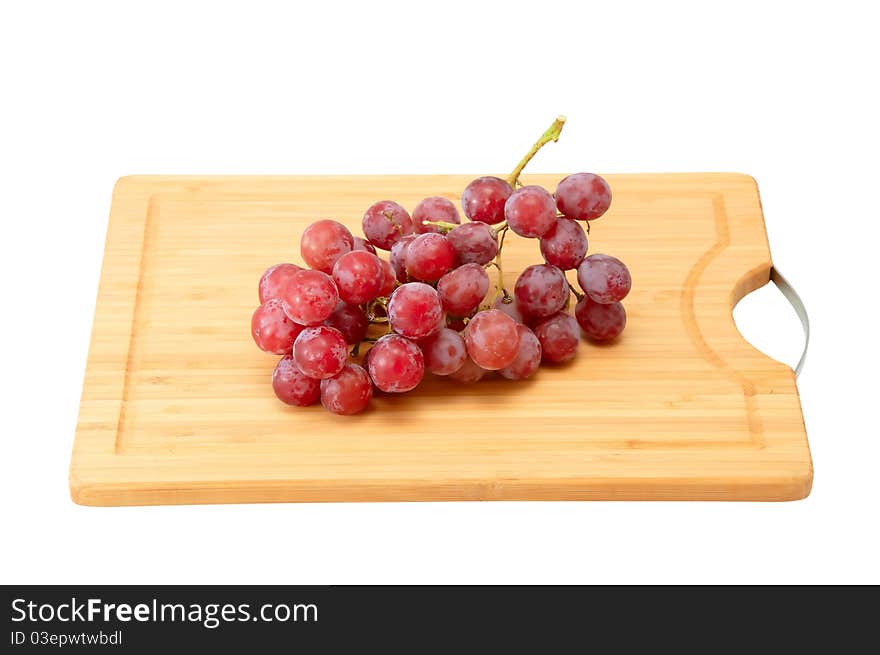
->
1;0;878;584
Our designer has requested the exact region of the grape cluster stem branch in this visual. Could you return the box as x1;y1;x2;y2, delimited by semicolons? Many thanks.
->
366;297;390;324
421;220;459;233
481;116;566;304
487;226;510;302
506;115;566;188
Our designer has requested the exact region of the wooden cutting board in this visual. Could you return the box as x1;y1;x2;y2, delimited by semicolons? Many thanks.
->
70;173;812;505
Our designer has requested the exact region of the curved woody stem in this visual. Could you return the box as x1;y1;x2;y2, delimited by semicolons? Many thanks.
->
486;116;566;301
506;115;566;188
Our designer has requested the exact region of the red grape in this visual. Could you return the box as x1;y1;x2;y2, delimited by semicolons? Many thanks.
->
320;363;373;415
463;309;520;370
533;312;579;363
323;302;369;344
390;234;416;283
352;236;377;254
367;334;425;393
362;200;414;250
498;325;542;380
387;282;444;340
259;263;302;303
332;250;384;305
437;263;489;316
378;258;396;296
272;355;321;406
462;176;512;225
492;296;525;324
252;298;304;354
555;172;612;221
575;296;626;341
300;219;354;273
405;233;456;282
514;264;568;319
447;356;486;383
446;222;499;266
420;327;467;376
539;218;588;270
281;269;339;326
293;325;349;379
413;196;461;234
577;254;631;304
504;185;557;238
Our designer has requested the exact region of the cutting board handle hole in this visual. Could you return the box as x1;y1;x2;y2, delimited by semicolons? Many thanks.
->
733;267;809;376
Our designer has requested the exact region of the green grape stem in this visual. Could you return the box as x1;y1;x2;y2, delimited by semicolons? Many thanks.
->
483;260;505;302
487;226;510;302
421;220;459;233
506;115;566;188
484;116;567;302
366;297;390;323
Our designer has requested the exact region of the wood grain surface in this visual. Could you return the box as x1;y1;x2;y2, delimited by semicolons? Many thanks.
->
70;174;812;505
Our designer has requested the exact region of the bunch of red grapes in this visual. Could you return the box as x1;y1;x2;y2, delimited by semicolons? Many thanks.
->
251;120;631;415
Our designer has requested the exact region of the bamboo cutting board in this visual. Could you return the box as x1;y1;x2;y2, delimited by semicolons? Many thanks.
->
71;174;812;505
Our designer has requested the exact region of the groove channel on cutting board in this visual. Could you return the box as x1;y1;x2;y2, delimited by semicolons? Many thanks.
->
114;195;159;455
679;193;765;448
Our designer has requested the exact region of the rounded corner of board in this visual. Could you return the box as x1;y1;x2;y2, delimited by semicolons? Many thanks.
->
112;175;152;197
790;467;814;501
69;467;105;507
